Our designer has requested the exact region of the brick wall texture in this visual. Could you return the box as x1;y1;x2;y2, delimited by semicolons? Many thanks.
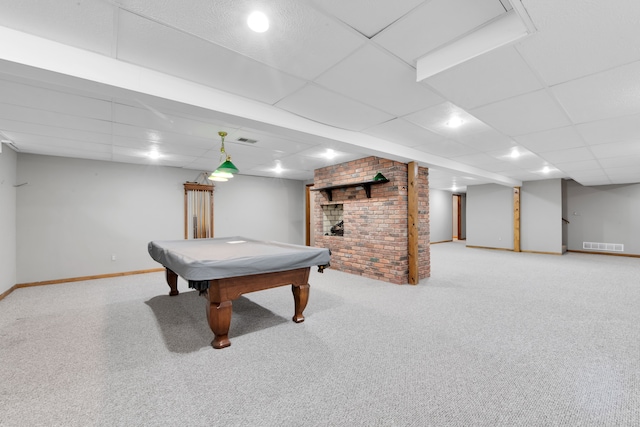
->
313;156;430;284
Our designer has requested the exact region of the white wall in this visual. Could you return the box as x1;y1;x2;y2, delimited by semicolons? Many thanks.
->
429;189;453;243
521;179;562;253
466;184;513;249
0;145;17;295
565;179;640;255
213;174;305;243
16;154;305;284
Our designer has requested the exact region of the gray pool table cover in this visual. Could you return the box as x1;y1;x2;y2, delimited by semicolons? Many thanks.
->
148;236;331;281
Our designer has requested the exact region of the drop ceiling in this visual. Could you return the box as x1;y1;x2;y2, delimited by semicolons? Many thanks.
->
1;0;640;191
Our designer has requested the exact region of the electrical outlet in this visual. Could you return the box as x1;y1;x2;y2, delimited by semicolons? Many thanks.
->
111;254;116;261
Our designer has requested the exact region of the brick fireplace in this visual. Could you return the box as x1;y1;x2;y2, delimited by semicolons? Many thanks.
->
313;156;430;284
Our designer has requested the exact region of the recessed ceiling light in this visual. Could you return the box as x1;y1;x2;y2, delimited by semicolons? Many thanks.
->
542;166;550;174
247;11;269;33
510;148;520;159
324;149;336;159
445;117;464;128
274;163;283;174
148;149;160;160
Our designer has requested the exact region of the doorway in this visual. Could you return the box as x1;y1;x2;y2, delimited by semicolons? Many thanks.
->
452;194;463;241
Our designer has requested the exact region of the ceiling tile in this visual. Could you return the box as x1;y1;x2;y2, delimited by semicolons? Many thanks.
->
575;112;640;146
119;0;365;80
499;169;544;181
373;0;505;64
362;118;444;148
537;147;595;164
0;102;112;135
9;133;111;155
471;89;571;136
404;102;491;137
451;152;512;170
571;174;612;186
275;84;394;131
116;11;306;105
554;159;602;172
551;61;640;124
589;140;640;159
598;156;640;169
0;0;115;56
0;78;112;120
413;138;478;158
514;126;586;153
424;46;543;110
0;118;111;145
516;1;640;85
315;44;443;116
310;0;424;38
456;130;514;152
485;148;547;170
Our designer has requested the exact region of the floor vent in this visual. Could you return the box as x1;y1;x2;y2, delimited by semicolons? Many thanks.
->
583;242;624;252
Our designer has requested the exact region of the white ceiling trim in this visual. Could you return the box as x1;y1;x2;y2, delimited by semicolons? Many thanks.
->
0;25;521;187
416;9;532;81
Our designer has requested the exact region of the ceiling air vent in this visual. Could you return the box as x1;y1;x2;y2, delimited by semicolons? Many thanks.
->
583;242;624;252
236;137;258;144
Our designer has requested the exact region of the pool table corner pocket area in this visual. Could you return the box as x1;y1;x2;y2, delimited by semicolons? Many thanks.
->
148;237;330;349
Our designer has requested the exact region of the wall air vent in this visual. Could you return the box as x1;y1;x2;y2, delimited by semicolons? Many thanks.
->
583;242;624;252
237;137;258;144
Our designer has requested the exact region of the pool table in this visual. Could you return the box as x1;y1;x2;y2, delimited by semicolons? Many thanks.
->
148;237;331;349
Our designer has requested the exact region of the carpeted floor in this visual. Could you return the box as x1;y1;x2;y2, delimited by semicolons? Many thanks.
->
1;242;639;426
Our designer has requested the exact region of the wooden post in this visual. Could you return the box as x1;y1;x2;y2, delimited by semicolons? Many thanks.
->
408;161;419;285
514;186;521;252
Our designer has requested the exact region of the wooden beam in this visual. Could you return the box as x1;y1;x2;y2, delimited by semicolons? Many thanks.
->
514;186;521;252
305;184;313;246
408;161;419;285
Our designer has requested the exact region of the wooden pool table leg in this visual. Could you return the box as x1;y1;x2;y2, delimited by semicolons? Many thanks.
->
292;283;310;323
165;268;179;296
206;300;232;349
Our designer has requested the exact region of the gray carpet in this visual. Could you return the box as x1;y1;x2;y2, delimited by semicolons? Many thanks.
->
1;242;639;426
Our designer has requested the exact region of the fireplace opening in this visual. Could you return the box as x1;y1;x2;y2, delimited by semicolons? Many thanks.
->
322;204;344;236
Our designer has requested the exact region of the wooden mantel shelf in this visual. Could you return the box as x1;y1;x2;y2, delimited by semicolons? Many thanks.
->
310;178;389;201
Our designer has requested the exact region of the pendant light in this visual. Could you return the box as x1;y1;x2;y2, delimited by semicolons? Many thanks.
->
208;131;239;182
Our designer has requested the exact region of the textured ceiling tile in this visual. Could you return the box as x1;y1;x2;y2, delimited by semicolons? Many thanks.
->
404;102;492;138
575;113;640;146
119;0;365;80
516;0;640;85
514;126;586;153
315;44;443;116
537;147;595;164
310;0;424;38
0;0;115;56
116;11;306;105
413;138;478;158
599;156;640;169
589;140;640;159
275;84;393;131
456;130;515;152
552;61;640;125
362;118;444;148
374;0;505;64
471;89;571;136
0;118;112;145
554;159;602;172
424;46;543;110
0;78;112;120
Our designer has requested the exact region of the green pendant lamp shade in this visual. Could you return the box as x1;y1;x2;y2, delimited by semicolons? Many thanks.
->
216;157;239;175
208;131;239;182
